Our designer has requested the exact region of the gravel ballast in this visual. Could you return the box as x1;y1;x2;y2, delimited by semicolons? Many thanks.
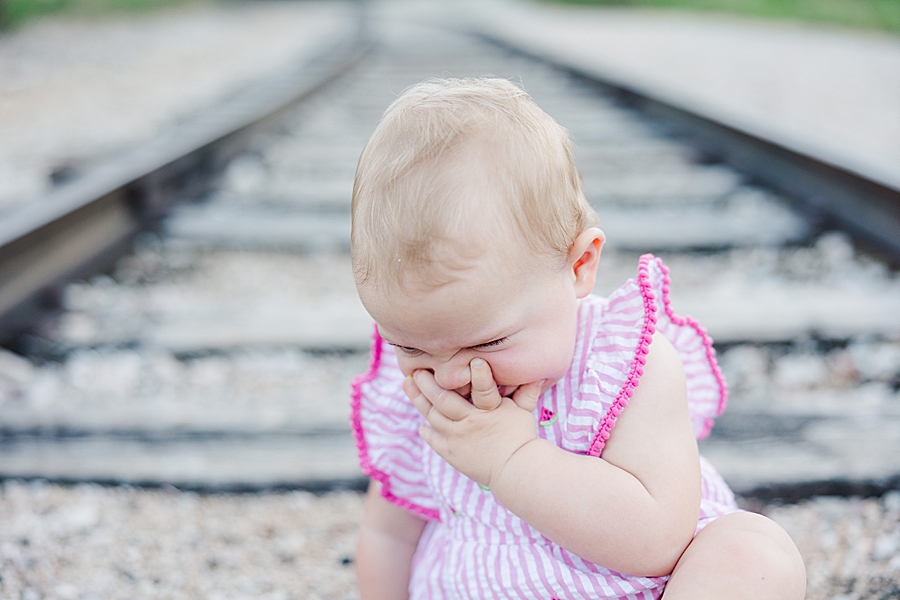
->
2;481;900;599
0;481;362;600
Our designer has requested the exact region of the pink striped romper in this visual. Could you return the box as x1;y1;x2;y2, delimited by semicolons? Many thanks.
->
351;254;740;599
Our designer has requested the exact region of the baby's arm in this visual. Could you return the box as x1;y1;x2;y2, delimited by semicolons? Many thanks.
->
407;333;700;577
493;332;700;575
356;480;427;600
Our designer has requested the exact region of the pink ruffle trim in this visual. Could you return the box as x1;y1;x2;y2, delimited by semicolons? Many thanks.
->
586;254;728;456
655;258;729;439
350;324;441;521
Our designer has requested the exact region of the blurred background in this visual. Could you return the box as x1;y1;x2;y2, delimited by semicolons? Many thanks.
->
1;0;899;598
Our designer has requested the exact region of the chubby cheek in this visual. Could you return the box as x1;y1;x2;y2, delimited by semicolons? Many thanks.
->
489;348;572;394
496;331;577;393
488;358;537;389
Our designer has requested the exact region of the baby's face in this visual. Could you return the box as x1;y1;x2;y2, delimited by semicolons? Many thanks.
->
360;254;582;400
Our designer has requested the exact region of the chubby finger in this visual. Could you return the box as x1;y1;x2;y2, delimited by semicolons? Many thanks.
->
469;358;502;411
404;376;431;417
402;376;431;418
413;369;471;421
405;378;457;430
512;380;544;413
401;376;420;401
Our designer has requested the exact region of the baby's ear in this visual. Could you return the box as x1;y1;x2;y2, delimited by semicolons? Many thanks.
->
569;228;605;298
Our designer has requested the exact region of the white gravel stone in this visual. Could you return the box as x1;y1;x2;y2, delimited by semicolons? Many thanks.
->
884;491;900;513
221;154;271;198
848;341;900;382
0;481;361;599
2;481;899;600
773;352;831;390
717;344;770;394
714;338;900;415
871;531;900;561
762;495;900;599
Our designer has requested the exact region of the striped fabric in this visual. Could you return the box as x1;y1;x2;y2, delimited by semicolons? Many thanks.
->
351;255;738;599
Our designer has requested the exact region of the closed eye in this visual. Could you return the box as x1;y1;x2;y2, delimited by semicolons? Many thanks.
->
388;338;508;356
472;337;508;350
389;343;423;356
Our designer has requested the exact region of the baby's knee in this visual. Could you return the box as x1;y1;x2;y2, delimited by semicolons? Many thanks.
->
712;512;805;597
667;512;806;600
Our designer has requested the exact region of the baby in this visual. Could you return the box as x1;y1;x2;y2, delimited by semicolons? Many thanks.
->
350;78;805;599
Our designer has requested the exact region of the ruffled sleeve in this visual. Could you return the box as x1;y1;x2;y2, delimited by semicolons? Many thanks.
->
582;254;728;456
648;256;729;440
350;326;441;521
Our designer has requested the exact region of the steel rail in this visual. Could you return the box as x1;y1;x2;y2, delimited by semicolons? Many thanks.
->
0;9;373;344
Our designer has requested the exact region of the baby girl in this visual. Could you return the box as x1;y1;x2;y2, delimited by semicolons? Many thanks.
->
349;77;805;599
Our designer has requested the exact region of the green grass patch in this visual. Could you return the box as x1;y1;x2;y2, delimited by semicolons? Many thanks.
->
539;0;900;34
0;0;206;29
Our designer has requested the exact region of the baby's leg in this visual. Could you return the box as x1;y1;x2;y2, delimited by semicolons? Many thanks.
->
662;511;806;600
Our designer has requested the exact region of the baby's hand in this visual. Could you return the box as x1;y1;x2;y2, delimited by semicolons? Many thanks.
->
402;359;543;488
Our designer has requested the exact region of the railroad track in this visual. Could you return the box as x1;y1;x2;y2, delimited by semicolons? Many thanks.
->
1;15;899;502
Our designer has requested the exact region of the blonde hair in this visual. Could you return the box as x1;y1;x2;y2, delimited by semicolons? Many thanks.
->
351;77;597;289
